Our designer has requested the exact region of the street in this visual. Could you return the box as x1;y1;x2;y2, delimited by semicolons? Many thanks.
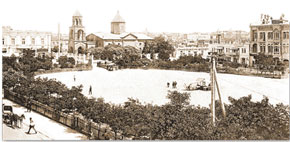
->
2;98;87;140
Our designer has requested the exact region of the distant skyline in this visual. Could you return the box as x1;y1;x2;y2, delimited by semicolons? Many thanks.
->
0;0;289;34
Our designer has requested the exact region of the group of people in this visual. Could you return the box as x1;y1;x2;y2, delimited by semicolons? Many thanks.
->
167;81;178;88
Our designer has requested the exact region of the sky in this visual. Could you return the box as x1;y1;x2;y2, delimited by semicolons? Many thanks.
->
0;0;289;34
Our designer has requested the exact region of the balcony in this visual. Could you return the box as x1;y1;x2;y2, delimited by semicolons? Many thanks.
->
226;52;239;56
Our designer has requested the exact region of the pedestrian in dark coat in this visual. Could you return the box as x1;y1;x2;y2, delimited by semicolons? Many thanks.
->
27;117;37;134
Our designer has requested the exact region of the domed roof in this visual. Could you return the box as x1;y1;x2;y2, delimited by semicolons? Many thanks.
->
112;11;125;23
73;10;82;17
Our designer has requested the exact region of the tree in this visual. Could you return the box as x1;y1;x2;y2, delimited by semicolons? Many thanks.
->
52;46;59;53
166;91;190;108
68;57;76;65
154;36;175;61
254;53;275;73
58;56;68;68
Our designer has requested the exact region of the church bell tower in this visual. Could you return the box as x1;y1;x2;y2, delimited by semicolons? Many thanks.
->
68;10;86;54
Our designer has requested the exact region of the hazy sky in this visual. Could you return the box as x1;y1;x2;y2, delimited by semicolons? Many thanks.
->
0;0;289;34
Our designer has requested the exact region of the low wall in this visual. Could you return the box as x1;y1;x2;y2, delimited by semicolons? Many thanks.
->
34;66;92;76
4;90;122;140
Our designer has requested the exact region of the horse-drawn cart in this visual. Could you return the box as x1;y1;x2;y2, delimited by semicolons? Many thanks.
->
2;105;13;125
184;78;211;91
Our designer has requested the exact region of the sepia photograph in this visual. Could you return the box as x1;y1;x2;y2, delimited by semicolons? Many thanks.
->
1;0;289;141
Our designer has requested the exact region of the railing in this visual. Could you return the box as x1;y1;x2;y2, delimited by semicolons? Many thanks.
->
4;91;123;140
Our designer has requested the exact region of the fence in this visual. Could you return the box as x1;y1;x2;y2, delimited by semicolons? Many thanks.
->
4;90;122;140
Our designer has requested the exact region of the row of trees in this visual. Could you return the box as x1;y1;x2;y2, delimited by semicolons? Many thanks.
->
254;53;286;73
2;50;52;78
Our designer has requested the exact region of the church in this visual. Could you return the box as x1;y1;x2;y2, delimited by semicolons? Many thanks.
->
85;11;153;51
63;10;153;64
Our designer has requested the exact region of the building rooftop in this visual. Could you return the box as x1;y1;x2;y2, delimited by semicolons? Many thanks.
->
111;11;125;23
90;32;153;40
73;10;82;17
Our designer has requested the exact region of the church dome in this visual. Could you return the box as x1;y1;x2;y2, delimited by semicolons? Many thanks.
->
112;11;125;23
73;10;82;17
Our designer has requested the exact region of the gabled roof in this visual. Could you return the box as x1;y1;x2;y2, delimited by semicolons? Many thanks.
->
89;32;153;40
111;11;125;23
131;33;153;40
122;33;138;39
91;32;121;40
73;10;82;17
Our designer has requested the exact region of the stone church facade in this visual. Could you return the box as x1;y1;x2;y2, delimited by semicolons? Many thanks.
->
86;11;153;51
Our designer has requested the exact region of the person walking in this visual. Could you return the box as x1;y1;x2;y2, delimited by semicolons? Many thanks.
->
27;99;32;112
167;82;170;88
27;117;37;134
89;85;92;95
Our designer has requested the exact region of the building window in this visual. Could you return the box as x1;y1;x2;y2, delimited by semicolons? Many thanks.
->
242;48;246;53
274;31;280;40
283;32;289;39
282;45;288;54
274;46;279;54
139;43;142;46
268;45;273;53
260;44;265;53
252;44;257;53
11;38;15;45
32;38;35;45
253;32;257;41
22;38;25;45
259;32;265;41
267;32;273;40
2;38;4;45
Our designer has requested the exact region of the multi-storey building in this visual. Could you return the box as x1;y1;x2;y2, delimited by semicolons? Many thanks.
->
208;43;250;66
208;31;250;66
51;33;69;54
2;26;52;57
171;46;209;60
249;14;289;66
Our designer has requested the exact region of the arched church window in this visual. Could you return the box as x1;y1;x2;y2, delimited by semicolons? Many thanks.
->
78;46;83;54
77;30;83;40
75;19;78;26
